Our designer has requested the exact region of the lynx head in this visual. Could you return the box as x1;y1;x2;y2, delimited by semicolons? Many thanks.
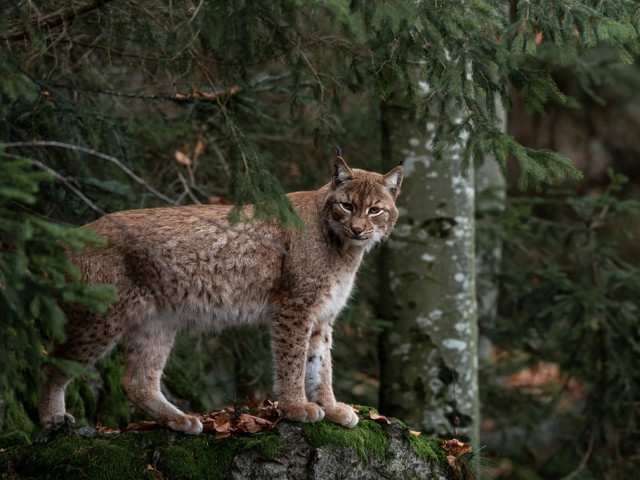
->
323;155;403;251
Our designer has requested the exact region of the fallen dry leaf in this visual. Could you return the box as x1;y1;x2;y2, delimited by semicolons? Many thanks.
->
122;420;160;432
213;411;233;435
369;411;391;425
237;413;274;434
174;150;192;166
96;422;121;434
196;398;283;438
440;438;472;472
194;140;205;157
95;398;283;439
409;430;421;436
439;438;472;457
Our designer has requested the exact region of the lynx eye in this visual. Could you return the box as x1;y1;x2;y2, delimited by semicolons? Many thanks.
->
368;206;383;216
339;202;354;213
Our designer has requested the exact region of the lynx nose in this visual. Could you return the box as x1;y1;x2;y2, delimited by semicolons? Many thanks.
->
351;226;363;237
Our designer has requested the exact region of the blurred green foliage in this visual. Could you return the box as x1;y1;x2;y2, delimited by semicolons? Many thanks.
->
0;156;117;433
0;9;639;480
480;171;640;480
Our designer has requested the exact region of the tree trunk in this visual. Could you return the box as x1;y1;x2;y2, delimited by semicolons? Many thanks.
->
378;98;479;444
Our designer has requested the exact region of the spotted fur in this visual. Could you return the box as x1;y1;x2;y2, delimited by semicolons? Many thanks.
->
39;156;403;434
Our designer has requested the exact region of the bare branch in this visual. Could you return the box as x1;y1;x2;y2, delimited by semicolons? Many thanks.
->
2;140;287;253
2;0;115;42
29;158;179;280
45;84;241;103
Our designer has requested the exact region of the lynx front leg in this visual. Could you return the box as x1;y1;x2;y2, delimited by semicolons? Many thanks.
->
305;322;358;428
121;322;203;435
272;312;325;424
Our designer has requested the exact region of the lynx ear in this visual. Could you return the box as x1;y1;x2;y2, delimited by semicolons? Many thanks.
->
332;155;354;188
382;165;403;199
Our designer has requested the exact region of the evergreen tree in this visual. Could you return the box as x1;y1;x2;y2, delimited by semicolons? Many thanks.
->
375;0;639;449
481;172;640;479
1;0;639;453
0;155;116;432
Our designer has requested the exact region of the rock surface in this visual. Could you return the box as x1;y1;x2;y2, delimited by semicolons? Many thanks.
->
0;415;453;480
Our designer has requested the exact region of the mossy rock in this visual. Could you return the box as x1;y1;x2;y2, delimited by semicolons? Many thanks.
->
0;412;454;480
0;430;29;449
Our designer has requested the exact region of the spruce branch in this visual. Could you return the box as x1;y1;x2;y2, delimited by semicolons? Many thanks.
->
2;0;115;42
29;157;180;280
1;141;288;252
44;84;241;103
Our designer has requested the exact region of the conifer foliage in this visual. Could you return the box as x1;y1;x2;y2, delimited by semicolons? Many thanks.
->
0;155;116;431
1;0;639;455
481;172;640;479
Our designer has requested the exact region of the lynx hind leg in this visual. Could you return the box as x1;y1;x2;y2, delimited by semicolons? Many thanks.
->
305;323;358;428
39;366;75;434
121;322;202;435
39;313;121;434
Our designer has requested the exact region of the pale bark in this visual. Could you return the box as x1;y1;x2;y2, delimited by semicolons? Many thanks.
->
379;99;479;444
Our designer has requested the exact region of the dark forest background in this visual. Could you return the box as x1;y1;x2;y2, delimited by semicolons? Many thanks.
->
2;2;640;479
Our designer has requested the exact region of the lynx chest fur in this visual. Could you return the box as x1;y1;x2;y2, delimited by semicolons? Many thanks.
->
39;155;403;435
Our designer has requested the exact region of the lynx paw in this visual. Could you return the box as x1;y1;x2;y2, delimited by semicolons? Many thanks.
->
324;402;358;428
42;412;76;434
166;414;203;435
42;413;76;435
281;402;325;423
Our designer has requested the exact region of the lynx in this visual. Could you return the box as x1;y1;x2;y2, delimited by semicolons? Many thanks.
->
39;154;403;434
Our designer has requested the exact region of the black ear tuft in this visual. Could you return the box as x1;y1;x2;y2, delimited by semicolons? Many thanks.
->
398;158;406;167
336;145;343;157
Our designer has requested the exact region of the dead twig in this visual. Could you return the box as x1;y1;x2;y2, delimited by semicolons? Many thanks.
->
2;0;115;42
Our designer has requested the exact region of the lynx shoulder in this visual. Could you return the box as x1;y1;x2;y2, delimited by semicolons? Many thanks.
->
39;155;403;434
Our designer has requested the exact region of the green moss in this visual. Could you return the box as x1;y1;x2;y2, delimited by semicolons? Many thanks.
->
155;444;203;480
0;429;30;448
254;431;286;459
15;433;154;480
353;404;375;416
2;392;36;435
355;405;444;465
0;431;30;476
407;434;442;461
157;430;285;480
0;419;452;479
0;430;284;480
96;353;130;428
65;377;96;425
300;416;390;464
